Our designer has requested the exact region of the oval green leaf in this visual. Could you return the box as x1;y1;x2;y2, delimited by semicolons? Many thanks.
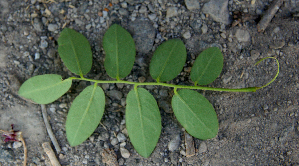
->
18;74;72;104
190;47;223;85
58;28;92;76
171;89;218;140
66;84;105;146
126;87;161;158
150;39;187;82
103;24;136;79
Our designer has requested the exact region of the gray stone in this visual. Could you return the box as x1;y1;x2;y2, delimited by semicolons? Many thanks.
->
202;0;231;25
33;18;43;32
166;7;178;18
198;142;207;153
190;20;202;33
183;31;191;39
117;133;127;142
120;147;130;158
201;24;208;34
121;2;128;8
235;29;250;42
48;24;58;32
107;90;123;100
103;11;108;18
148;13;157;20
139;6;147;13
159;100;172;113
168;134;181;152
75;19;84;25
185;0;200;10
111;138;119;146
34;52;40;60
13;142;22;149
128;19;155;54
85;24;92;30
40;37;48;49
119;8;129;16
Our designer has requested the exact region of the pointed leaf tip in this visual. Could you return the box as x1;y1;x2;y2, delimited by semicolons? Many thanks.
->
126;88;161;157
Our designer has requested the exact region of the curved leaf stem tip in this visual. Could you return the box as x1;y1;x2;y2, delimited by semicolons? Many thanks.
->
69;57;279;93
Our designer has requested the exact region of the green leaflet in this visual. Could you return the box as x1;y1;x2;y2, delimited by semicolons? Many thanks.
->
66;84;105;146
150;39;187;82
58;28;92;76
126;87;161;158
190;47;223;85
18;74;72;104
103;24;136;79
172;89;218;140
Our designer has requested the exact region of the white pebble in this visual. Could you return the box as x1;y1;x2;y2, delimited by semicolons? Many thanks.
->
34;52;40;60
120;147;130;158
13;142;22;149
183;31;191;39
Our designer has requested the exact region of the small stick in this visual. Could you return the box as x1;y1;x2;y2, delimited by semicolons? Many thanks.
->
41;104;61;154
42;142;61;166
257;0;284;32
19;136;27;166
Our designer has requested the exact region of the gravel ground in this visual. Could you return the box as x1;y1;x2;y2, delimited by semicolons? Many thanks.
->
0;0;298;165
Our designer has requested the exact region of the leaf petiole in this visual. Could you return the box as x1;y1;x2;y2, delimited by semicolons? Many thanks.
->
68;57;279;93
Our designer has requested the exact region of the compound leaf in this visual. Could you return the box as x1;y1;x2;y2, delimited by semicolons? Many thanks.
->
103;24;136;79
126;88;161;158
58;28;92;76
18;74;72;104
150;39;186;82
66;85;105;146
172;89;218;140
190;47;223;85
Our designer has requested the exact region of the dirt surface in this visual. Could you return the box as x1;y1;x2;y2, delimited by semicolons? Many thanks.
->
0;0;298;165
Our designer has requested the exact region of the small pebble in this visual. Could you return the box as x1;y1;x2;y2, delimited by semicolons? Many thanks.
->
48;24;58;32
117;133;127;142
59;103;67;108
111;138;119;146
139;6;147;13
121;2;127;8
148;14;157;21
183;31;191;39
86;24;92;30
103;11;108;18
168;135;181;152
201;24;208;34
120;147;130;158
34;52;40;60
198;142;207;153
13;142;22;149
119;8;129;16
107;90;123;100
166;7;178;18
40;38;48;49
120;142;126;147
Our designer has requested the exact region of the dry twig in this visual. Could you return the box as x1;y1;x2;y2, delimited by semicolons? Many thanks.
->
41;104;61;153
42;142;61;166
257;0;284;32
